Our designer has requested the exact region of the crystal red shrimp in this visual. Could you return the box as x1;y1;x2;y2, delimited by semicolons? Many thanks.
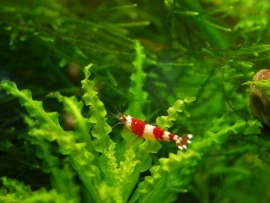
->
117;113;193;150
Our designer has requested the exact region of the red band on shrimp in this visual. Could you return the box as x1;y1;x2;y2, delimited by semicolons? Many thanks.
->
169;133;175;141
131;118;146;137
153;127;164;140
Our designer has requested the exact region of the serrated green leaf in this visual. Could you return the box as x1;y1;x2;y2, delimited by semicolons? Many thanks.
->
2;177;31;195
1;80;102;202
127;40;148;120
1;80;60;128
81;64;112;152
52;92;95;152
156;98;196;130
103;143;119;185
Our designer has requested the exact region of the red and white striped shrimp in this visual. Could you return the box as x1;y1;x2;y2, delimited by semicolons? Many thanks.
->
117;113;193;150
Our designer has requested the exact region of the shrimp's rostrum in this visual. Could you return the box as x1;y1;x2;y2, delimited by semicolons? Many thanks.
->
117;113;193;150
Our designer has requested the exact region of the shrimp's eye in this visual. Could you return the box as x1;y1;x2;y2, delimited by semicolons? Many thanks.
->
116;113;127;124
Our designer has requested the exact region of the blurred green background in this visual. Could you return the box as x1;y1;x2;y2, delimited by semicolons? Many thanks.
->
1;0;270;202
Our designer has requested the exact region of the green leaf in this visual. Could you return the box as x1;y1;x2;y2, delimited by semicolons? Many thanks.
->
156;98;196;130
127;40;148;120
244;78;270;97
51;92;95;152
2;176;31;195
1;80;102;202
1;80;60;128
81;64;113;152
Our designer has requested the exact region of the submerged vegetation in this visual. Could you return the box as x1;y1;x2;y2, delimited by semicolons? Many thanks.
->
1;0;270;202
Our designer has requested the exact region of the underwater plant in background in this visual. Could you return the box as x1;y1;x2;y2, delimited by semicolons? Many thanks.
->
0;43;257;203
1;0;270;202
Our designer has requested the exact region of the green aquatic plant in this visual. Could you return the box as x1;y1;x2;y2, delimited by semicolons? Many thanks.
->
2;0;270;203
0;42;195;202
1;41;267;202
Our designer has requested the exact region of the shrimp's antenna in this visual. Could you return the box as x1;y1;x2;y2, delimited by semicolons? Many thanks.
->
108;108;115;116
119;95;122;113
111;122;122;129
113;105;120;114
105;107;117;120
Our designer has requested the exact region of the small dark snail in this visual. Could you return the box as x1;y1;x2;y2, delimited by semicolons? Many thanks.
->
250;69;270;126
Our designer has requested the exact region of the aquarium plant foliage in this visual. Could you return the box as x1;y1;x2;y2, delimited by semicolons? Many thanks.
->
1;0;270;202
